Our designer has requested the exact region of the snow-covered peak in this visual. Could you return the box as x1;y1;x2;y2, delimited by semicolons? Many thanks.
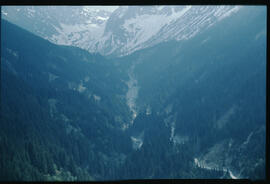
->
98;6;241;56
2;6;242;57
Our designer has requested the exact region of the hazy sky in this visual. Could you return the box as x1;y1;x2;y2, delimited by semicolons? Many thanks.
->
83;6;119;12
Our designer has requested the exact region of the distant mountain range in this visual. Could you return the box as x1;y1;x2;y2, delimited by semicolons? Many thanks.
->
2;6;240;56
0;5;266;181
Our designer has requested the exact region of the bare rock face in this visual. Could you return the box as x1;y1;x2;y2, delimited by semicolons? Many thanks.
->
2;6;240;56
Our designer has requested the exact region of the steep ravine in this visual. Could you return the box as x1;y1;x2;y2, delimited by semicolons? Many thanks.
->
123;63;146;150
125;64;139;127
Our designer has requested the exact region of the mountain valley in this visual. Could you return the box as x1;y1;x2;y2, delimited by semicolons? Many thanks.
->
0;5;267;181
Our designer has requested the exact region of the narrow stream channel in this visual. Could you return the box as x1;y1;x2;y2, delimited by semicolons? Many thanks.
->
125;64;139;126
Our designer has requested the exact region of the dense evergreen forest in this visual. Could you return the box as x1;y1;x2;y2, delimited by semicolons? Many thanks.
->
0;6;266;181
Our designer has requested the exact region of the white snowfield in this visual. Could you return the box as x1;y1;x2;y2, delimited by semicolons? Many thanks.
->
98;6;241;56
130;6;235;56
2;6;241;57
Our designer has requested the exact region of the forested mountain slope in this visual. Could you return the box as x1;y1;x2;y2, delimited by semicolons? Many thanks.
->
1;19;132;180
114;6;266;180
0;5;266;181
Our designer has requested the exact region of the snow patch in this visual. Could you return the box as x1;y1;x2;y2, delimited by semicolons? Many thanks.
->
97;16;109;21
243;132;253;145
173;135;189;145
48;98;58;118
218;6;241;21
229;170;238;179
48;73;59;82
255;29;266;40
164;114;174;127
146;105;152;115
131;132;144;150
84;76;90;82
93;94;101;101
121;123;129;131
77;83;86;93
61;114;70;122
6;48;19;59
1;11;8;16
216;105;237;129
169;121;175;142
50;21;105;52
122;6;191;51
201;37;210;45
66;124;82;135
131;136;143;150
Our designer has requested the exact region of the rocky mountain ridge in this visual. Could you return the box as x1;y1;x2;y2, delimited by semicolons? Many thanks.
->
2;6;240;56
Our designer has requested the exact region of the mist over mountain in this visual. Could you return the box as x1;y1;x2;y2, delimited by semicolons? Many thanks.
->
0;5;266;181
